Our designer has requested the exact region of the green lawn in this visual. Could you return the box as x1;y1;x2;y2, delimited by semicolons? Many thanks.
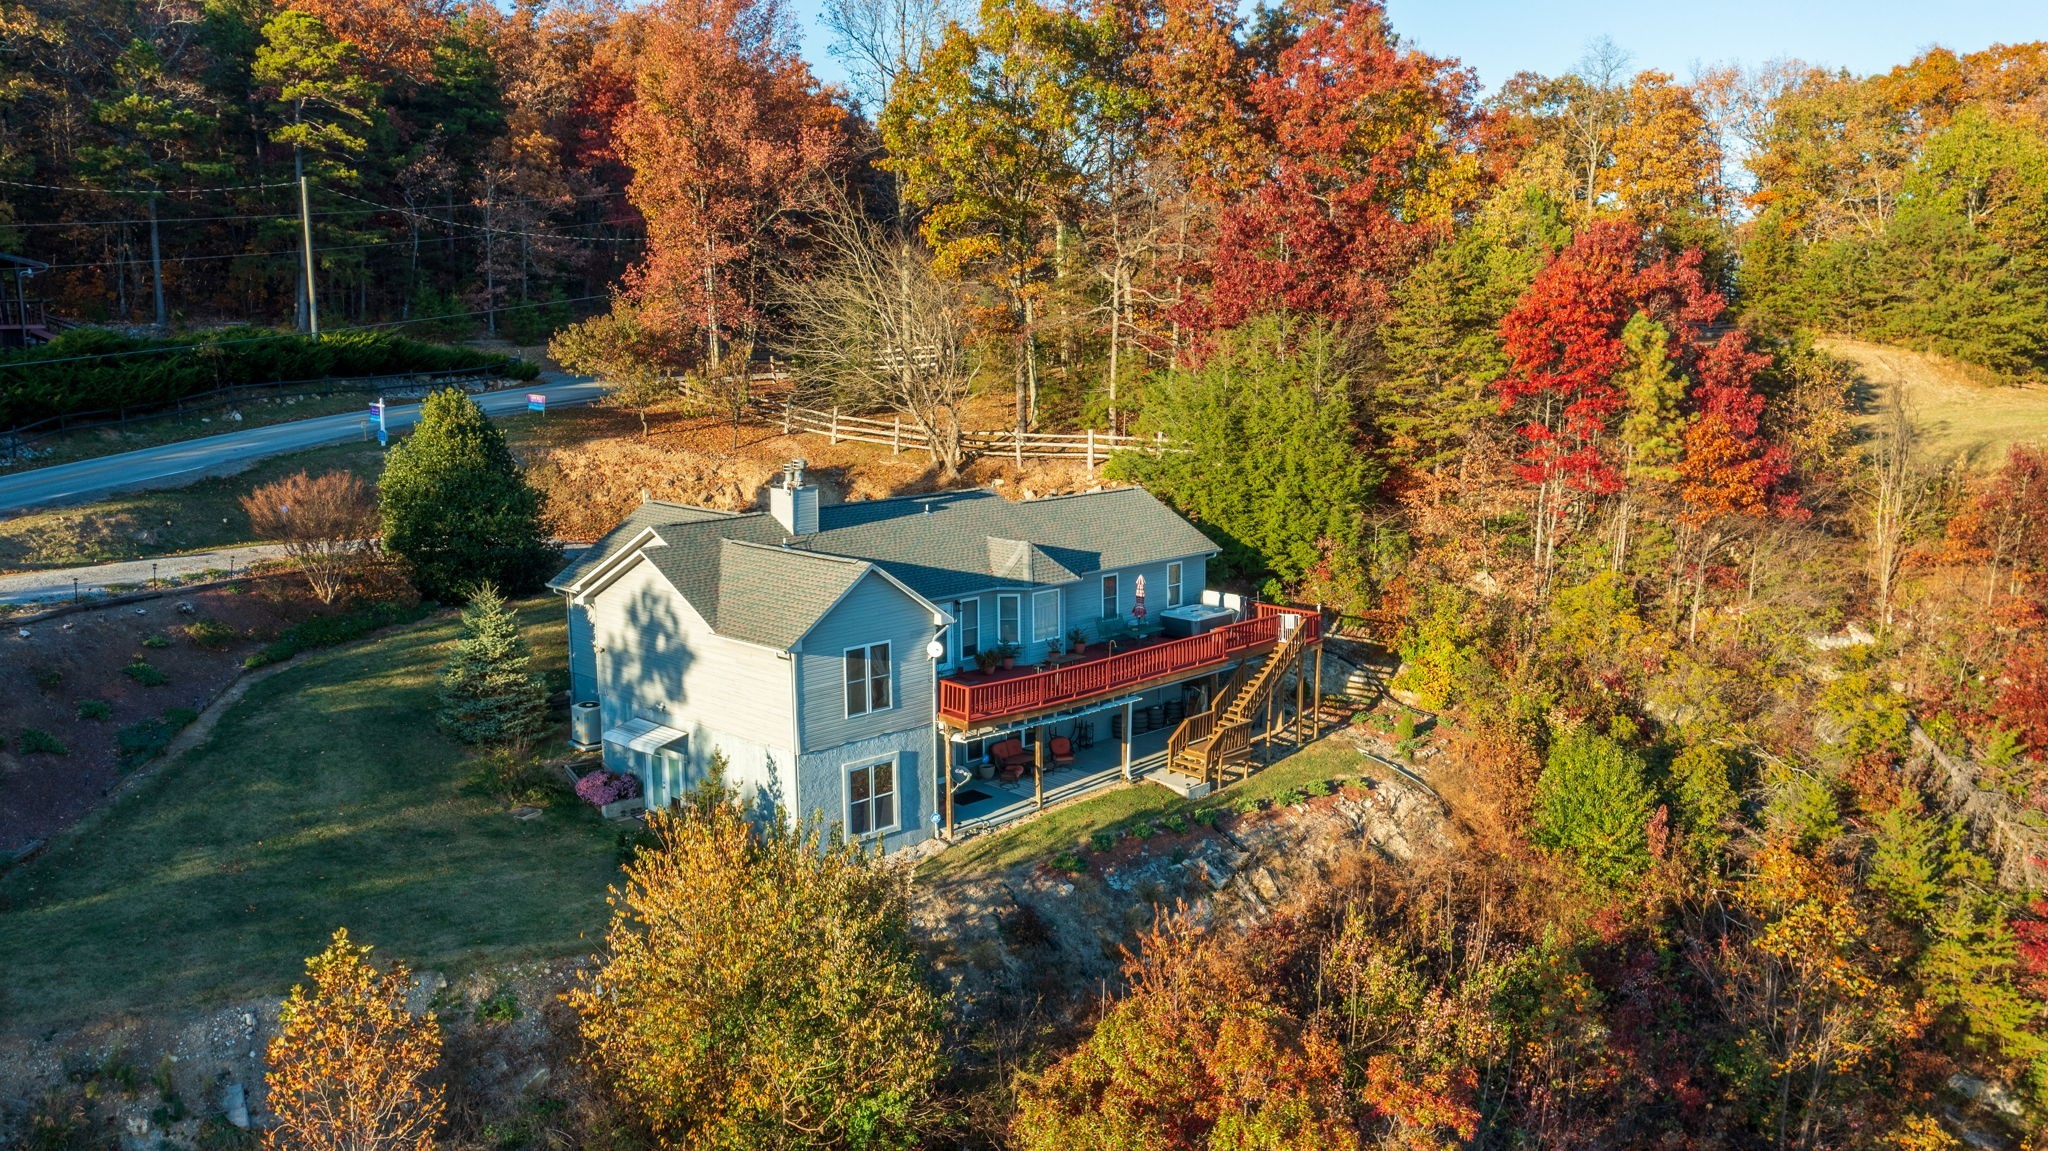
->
0;441;387;571
0;599;621;1032
917;738;1376;882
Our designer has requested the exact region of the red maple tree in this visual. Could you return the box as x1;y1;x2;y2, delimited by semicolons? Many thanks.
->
1179;0;1478;333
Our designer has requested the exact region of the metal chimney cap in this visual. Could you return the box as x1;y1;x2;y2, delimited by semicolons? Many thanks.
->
782;458;809;488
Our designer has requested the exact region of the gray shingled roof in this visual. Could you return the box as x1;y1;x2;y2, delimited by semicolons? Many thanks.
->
628;534;875;648
987;536;1081;585
546;500;737;591
556;486;1219;648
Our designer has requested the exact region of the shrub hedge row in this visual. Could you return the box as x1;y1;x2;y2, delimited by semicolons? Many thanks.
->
243;600;435;670
1;328;540;428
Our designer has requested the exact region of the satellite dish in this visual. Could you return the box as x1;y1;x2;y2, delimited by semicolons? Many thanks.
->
926;638;946;661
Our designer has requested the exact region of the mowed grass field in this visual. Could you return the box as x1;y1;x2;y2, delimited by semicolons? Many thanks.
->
1820;336;2048;468
0;598;620;1033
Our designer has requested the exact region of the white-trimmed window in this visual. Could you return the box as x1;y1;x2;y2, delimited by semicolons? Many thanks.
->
997;593;1021;646
846;758;898;836
954;599;980;661
1031;589;1062;643
844;642;891;717
1100;573;1120;620
1167;561;1184;607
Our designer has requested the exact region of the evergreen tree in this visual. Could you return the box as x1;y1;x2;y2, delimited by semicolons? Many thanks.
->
1107;313;1376;588
438;583;551;748
1667;743;1739;865
1868;789;2048;1101
378;388;556;600
1531;727;1657;889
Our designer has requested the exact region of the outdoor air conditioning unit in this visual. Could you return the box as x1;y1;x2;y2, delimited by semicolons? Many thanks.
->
570;701;603;751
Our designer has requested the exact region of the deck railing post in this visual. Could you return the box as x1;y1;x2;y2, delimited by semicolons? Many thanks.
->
1033;727;1046;808
1121;700;1135;781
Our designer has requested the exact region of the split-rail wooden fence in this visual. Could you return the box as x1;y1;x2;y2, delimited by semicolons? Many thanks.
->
748;397;1170;468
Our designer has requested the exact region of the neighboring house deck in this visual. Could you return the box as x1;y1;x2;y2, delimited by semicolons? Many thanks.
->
551;461;1325;849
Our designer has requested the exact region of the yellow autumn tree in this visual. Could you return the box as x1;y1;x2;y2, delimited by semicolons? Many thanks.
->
570;795;944;1150
264;928;444;1151
1607;70;1719;227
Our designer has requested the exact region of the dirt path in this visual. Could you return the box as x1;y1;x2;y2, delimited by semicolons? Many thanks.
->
1819;336;2048;468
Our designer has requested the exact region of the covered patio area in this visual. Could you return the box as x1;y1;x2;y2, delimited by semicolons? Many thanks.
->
943;724;1175;837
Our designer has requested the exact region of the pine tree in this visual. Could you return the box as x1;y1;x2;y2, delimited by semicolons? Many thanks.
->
438;583;551;748
1531;727;1657;889
378;388;557;600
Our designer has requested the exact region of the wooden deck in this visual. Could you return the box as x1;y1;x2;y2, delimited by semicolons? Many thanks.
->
936;603;1321;727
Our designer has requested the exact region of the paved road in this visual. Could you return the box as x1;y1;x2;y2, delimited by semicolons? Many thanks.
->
0;544;292;605
0;374;603;516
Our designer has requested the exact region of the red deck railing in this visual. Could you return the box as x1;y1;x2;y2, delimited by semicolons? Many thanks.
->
936;603;1321;726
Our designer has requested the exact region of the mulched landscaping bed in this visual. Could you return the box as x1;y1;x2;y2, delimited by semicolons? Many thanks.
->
0;576;350;856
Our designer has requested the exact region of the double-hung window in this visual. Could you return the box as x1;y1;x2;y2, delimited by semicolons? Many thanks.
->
844;642;891;717
1167;561;1184;607
996;593;1021;646
954;599;980;662
1031;589;1062;644
1100;573;1120;620
846;758;897;836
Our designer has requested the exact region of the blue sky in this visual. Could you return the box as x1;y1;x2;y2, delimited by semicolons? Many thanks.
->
786;0;2048;95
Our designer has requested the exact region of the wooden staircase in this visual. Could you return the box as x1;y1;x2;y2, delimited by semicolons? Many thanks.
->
1163;615;1317;791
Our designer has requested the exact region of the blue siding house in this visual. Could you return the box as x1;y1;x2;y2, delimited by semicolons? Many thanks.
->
550;461;1294;849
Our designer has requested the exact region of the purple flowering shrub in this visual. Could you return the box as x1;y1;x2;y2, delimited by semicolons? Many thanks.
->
575;769;642;807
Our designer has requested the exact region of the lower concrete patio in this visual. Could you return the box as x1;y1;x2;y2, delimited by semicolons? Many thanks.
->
944;724;1175;837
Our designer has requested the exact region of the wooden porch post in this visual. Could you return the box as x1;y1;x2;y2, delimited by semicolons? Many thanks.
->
1120;699;1134;782
1033;726;1046;808
942;731;955;837
1312;644;1323;741
1263;675;1275;759
1295;647;1306;747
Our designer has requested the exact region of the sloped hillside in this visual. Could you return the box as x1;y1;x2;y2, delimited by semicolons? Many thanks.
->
1819;336;2048;467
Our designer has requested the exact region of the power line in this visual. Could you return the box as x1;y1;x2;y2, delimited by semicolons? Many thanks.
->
0;293;613;370
2;188;633;229
0;176;295;196
40;238;412;272
328;189;647;244
40;213;639;272
5;206;389;229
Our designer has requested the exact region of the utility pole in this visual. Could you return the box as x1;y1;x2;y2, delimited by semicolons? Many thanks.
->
298;171;320;338
147;192;166;331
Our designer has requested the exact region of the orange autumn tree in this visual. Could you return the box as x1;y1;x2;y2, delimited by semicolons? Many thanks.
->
611;0;847;371
570;793;944;1150
264;928;444;1151
1012;916;1362;1151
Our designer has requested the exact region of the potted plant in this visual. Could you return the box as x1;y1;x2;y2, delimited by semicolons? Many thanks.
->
997;643;1020;670
1067;627;1088;655
974;648;1002;674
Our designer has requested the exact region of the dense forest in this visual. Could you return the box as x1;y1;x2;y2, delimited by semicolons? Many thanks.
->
8;0;2048;1146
